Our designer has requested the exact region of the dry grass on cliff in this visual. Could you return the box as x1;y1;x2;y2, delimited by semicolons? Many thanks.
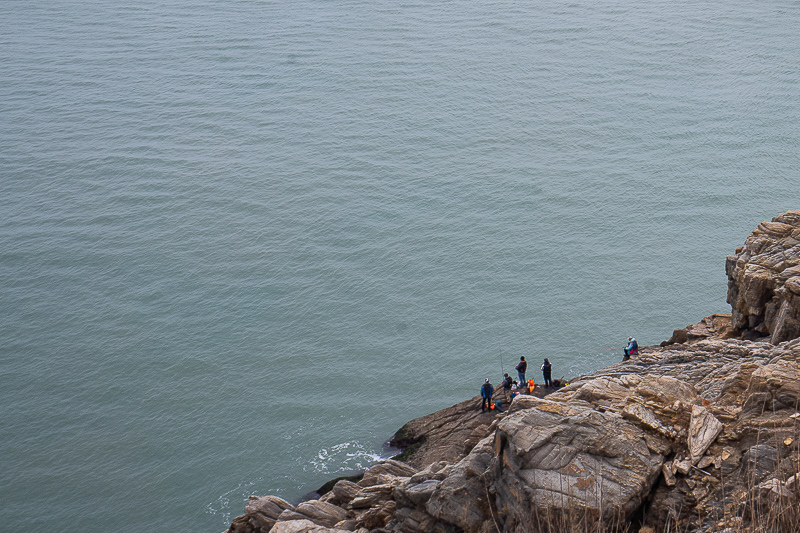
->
713;428;800;533
526;506;631;533
669;403;800;533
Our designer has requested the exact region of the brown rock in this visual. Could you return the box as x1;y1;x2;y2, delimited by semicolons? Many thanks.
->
687;405;723;463
329;480;360;506
490;399;664;526
295;500;351;527
348;484;394;509
425;435;495;532
726;211;800;343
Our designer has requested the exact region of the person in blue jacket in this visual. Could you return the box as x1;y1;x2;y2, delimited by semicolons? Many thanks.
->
623;336;639;360
480;378;494;412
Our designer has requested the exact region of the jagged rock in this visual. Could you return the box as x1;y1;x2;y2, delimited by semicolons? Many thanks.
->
408;461;450;484
464;424;491;455
623;402;678;440
356;500;396;529
673;458;692;475
348;484;394;509
329;480;361;506
687;405;724;463
756;477;793;499
332;519;357;531
389;397;508;469
662;463;677;486
697;455;715;470
394;479;440;508
227;514;252;533
742;445;779;484
662;314;736;346
387;507;459;533
425;435;495;532
238;495;296;532
726;211;800;343
354;459;416;491
743;359;800;412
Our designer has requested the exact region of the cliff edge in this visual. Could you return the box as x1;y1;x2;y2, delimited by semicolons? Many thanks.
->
226;211;800;533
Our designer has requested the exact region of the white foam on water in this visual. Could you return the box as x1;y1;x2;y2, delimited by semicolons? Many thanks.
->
306;441;384;475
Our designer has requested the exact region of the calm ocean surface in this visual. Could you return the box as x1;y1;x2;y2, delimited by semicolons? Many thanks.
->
1;0;799;531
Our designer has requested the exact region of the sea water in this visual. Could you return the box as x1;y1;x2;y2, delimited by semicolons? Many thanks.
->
1;0;799;531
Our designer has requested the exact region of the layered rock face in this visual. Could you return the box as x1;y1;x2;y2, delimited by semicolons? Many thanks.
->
225;213;800;533
726;210;800;343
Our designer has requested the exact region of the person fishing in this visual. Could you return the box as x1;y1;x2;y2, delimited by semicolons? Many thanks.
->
480;378;494;412
541;358;552;387
623;336;639;360
500;373;513;405
515;356;527;387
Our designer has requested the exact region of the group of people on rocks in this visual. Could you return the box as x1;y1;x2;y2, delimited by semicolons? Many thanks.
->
480;337;638;412
479;356;554;412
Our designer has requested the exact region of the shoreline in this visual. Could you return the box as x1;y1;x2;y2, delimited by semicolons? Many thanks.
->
225;211;800;533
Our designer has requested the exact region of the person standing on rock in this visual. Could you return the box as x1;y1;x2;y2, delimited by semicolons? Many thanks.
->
500;373;513;405
480;378;494;412
515;356;527;387
623;336;639;360
541;358;552;387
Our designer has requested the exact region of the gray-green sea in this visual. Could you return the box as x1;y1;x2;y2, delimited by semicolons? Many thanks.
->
1;0;799;531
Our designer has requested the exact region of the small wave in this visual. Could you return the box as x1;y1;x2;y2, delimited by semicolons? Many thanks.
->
206;479;261;527
305;441;384;475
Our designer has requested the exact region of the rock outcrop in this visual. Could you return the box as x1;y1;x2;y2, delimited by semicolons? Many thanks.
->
726;210;800;343
225;213;800;533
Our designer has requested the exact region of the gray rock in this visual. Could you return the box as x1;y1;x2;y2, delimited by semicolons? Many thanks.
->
394;479;440;508
743;445;778;484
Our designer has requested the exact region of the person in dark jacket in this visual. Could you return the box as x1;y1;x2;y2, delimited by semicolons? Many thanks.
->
500;373;513;405
515;356;527;387
541;358;552;387
480;378;494;412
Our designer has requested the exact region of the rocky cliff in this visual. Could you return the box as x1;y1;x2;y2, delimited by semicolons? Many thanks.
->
726;211;800;343
226;211;800;533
